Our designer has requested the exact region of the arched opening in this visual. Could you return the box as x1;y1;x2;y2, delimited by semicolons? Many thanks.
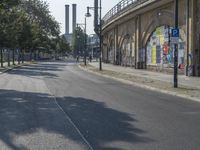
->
107;39;114;63
119;34;132;66
146;25;186;70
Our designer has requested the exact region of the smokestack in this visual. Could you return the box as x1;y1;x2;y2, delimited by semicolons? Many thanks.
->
72;4;77;33
65;5;69;34
94;0;99;34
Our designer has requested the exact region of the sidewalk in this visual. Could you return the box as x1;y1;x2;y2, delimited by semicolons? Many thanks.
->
0;61;31;74
90;62;200;90
80;62;200;102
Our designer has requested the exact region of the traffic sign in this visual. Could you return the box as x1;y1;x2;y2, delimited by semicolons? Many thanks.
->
170;28;179;44
172;28;179;37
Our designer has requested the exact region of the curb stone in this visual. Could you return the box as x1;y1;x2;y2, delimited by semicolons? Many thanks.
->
79;65;200;103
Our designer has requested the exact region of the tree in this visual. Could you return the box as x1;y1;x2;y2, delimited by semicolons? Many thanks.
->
0;0;61;67
72;27;86;57
57;35;70;56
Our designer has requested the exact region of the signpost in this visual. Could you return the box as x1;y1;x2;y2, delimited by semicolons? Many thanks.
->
171;28;179;44
173;0;179;88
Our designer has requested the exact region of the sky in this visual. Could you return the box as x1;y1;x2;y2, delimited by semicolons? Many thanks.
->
45;0;120;35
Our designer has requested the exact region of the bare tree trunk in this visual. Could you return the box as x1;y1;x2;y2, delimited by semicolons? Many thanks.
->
22;49;24;64
30;49;33;61
12;49;15;65
18;50;21;65
1;49;3;68
8;49;10;67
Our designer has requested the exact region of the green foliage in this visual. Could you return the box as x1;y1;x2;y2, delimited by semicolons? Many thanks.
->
58;35;70;54
72;27;86;56
72;29;78;51
0;0;61;57
0;0;20;9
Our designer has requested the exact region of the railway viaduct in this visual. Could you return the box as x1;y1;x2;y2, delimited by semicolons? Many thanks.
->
102;0;200;76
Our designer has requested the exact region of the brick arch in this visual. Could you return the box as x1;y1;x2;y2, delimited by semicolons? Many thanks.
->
118;33;133;66
142;10;174;48
107;34;114;50
119;33;133;49
106;33;115;63
118;31;127;50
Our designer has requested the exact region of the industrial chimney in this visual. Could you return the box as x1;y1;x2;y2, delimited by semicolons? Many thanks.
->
94;0;99;35
72;4;77;33
65;5;69;34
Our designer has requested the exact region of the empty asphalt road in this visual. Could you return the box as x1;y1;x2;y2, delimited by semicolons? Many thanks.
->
0;61;200;150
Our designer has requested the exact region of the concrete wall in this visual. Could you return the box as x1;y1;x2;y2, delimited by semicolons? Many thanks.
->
102;0;200;76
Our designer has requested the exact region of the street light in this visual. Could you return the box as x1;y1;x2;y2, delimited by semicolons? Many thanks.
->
76;35;80;57
85;7;92;17
85;0;102;71
84;17;87;66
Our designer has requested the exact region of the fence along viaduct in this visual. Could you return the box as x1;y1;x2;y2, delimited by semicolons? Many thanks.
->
102;0;200;76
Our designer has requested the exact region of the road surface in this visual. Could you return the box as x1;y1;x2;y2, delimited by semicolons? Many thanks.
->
0;61;200;150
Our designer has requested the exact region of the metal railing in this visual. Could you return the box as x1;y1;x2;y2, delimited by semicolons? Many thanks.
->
102;0;149;25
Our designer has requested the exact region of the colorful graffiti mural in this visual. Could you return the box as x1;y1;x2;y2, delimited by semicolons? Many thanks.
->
146;26;185;68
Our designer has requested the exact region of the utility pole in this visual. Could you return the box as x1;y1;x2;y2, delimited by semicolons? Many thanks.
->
186;0;189;76
99;0;102;71
86;0;102;70
174;0;179;88
84;17;87;66
1;49;3;68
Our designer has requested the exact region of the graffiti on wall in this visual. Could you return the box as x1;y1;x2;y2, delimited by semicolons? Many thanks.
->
121;38;133;66
146;26;185;67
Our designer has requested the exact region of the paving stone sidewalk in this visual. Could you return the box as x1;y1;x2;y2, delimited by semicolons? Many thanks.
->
81;62;200;102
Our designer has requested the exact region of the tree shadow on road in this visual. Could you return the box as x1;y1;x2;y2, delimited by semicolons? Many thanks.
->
0;89;153;150
5;61;80;80
6;62;65;78
57;97;154;150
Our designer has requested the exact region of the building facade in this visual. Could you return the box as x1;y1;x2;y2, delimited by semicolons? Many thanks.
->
87;34;100;59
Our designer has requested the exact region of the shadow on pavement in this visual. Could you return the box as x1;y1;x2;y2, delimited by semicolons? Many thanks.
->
5;62;68;78
56;97;154;150
0;89;153;150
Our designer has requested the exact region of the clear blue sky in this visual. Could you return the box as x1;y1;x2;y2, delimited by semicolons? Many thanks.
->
45;0;120;34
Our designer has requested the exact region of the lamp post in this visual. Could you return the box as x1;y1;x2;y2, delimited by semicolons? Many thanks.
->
0;49;3;68
84;17;87;66
99;0;102;71
76;35;80;57
85;0;102;71
186;0;189;76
